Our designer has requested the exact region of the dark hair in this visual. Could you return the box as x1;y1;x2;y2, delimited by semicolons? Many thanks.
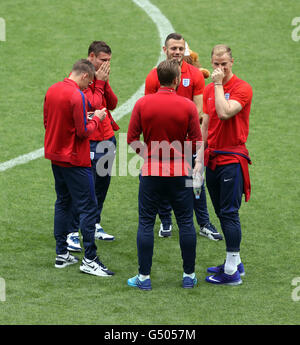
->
88;41;111;56
157;59;180;86
165;32;184;46
72;59;95;78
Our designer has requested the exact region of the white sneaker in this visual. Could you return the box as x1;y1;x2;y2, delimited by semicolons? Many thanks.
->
94;224;115;241
79;257;115;276
66;232;82;252
55;252;79;268
158;224;172;238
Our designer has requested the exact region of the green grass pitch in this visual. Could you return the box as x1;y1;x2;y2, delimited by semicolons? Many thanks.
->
0;0;299;325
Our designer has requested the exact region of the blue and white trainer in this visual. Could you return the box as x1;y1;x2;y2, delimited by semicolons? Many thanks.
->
66;232;82;252
55;252;79;268
95;224;115;241
207;262;245;276
199;222;223;241
205;271;242;285
127;275;152;291
158;224;172;238
182;276;197;289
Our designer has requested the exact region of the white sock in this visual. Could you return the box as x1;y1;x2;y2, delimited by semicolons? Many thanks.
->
224;252;240;275
138;274;150;281
60;252;69;259
183;272;195;279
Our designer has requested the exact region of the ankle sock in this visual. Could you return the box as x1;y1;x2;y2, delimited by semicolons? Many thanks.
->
138;274;150;281
224;252;240;275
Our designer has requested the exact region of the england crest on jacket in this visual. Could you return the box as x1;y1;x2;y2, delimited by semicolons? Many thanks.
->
182;78;190;87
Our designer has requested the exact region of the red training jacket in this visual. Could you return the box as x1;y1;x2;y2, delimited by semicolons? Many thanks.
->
145;59;205;99
44;78;102;167
127;87;202;177
85;78;119;141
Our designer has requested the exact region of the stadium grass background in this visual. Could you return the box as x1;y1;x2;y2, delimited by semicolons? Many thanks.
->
0;0;299;324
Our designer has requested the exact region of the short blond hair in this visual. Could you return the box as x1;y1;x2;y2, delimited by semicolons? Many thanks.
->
211;44;232;59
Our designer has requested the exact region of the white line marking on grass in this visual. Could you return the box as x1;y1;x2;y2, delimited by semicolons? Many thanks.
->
0;148;45;172
113;0;174;120
0;0;174;172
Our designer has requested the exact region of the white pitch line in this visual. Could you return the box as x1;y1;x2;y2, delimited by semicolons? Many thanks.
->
0;0;174;173
0;148;44;172
112;0;174;120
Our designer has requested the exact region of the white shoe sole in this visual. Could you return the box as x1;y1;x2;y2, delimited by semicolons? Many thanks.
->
67;246;82;252
95;236;115;241
55;261;78;268
158;233;171;238
199;231;221;241
79;265;112;277
224;279;243;286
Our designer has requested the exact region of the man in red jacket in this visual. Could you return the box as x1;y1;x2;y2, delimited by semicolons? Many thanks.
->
201;45;253;286
67;41;119;251
44;59;114;277
127;60;202;290
145;33;221;242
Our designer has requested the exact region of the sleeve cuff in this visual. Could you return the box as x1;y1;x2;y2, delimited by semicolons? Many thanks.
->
94;79;106;87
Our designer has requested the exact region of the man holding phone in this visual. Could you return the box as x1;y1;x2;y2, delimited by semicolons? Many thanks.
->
44;59;114;277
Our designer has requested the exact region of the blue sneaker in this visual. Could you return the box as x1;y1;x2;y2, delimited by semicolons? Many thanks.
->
127;275;152;291
182;276;197;289
205;271;242;286
207;262;245;276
